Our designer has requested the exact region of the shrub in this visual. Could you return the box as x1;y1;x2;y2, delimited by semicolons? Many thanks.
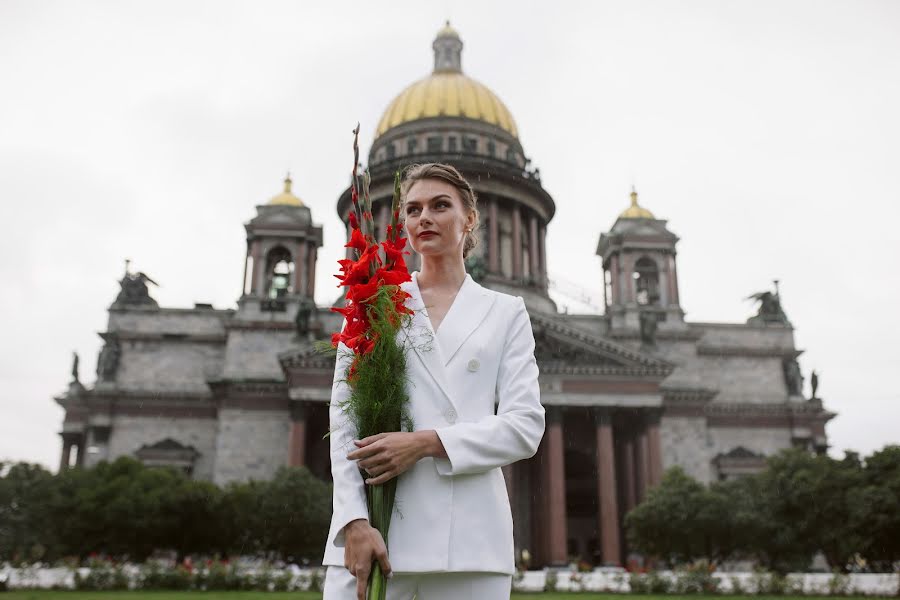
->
544;570;558;592
139;562;192;590
307;568;325;593
73;559;130;591
673;561;719;594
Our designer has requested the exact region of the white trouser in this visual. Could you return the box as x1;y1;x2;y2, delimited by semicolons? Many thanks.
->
323;565;512;600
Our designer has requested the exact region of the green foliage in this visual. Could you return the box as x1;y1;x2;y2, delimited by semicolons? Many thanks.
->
73;558;130;590
0;462;59;563
138;562;192;590
625;467;732;565
338;286;414;440
672;561;719;594
624;445;900;573
254;467;332;560
543;570;558;592
0;457;330;562
847;445;900;570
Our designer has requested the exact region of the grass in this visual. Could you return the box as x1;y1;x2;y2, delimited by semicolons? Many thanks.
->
0;593;885;600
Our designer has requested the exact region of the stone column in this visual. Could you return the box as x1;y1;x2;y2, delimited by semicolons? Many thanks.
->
595;408;621;565
250;241;263;296
59;437;73;472
539;223;547;286
670;255;681;306
529;213;539;282
611;255;620;305
646;411;663;487
544;406;568;565
378;203;389;240
288;402;308;467
242;241;250;296
635;425;649;502
488;200;499;273
74;435;85;467
502;463;515;504
296;243;309;296
624;253;635;304
621;431;637;513
257;243;271;296
307;246;317;300
511;205;522;279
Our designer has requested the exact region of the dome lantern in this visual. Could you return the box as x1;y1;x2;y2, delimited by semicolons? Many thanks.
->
268;173;304;207
619;186;655;219
433;20;463;73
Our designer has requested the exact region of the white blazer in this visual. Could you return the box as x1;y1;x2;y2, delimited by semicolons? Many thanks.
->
322;271;545;574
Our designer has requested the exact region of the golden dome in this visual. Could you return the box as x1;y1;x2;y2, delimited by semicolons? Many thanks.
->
619;187;655;219
436;20;460;39
374;24;519;138
268;174;304;207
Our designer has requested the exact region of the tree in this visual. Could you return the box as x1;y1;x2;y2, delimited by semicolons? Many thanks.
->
753;448;863;572
0;462;59;562
256;467;332;561
849;445;900;570
625;467;733;565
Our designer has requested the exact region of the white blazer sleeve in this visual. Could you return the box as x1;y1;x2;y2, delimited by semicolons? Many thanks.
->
433;296;545;476
328;341;370;548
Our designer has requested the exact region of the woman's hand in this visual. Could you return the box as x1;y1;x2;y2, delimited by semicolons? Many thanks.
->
343;519;391;600
347;430;445;485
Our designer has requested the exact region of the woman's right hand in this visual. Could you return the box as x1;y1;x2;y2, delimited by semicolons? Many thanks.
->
343;518;392;600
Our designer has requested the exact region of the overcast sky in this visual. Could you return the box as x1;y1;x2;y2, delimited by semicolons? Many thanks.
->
1;1;898;471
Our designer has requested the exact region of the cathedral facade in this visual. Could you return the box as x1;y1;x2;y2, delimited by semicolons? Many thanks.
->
55;25;834;567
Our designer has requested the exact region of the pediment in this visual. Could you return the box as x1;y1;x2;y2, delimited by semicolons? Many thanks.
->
530;312;672;375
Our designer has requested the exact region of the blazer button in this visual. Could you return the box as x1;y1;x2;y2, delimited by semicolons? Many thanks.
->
467;358;480;372
445;408;457;423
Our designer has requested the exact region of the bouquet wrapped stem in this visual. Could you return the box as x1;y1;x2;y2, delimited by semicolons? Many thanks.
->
329;125;413;600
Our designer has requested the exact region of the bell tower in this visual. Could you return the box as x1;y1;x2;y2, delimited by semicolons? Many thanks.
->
597;188;685;334
241;175;323;312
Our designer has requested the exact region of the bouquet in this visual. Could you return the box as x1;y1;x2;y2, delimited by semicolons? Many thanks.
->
329;125;414;600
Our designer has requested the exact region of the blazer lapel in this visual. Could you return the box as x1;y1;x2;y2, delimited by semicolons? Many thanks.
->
400;272;495;416
435;274;496;366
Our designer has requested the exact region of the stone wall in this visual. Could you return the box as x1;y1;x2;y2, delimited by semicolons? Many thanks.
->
660;416;710;483
115;340;224;393
105;415;218;480
212;408;290;485
107;307;228;335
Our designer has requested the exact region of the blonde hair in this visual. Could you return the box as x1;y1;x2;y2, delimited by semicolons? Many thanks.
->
400;163;480;259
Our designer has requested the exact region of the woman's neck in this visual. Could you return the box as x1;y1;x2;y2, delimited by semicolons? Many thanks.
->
417;255;467;292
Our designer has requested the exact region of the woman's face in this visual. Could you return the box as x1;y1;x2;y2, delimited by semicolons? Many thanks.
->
404;178;475;259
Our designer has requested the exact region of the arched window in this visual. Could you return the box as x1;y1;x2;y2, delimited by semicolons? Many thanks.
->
634;257;660;306
265;246;295;299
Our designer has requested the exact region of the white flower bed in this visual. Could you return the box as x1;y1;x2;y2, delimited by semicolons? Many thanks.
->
1;563;898;595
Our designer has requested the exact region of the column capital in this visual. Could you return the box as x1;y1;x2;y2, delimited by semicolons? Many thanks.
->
592;406;615;425
642;407;663;425
546;404;565;424
289;400;307;421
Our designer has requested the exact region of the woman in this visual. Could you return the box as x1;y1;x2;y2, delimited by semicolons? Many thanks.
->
322;163;545;600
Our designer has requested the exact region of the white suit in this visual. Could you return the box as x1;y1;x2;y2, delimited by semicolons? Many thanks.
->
322;271;545;575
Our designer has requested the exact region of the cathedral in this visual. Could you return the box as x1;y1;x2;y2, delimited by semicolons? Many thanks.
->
55;24;834;567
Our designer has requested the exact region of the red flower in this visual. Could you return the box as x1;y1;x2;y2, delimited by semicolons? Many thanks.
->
344;227;367;254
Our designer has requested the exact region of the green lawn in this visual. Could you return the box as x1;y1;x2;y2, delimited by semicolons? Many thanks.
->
0;593;882;600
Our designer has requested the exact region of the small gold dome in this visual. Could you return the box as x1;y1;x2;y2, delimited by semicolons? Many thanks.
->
374;24;519;138
268;174;304;207
437;20;460;39
619;187;655;219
